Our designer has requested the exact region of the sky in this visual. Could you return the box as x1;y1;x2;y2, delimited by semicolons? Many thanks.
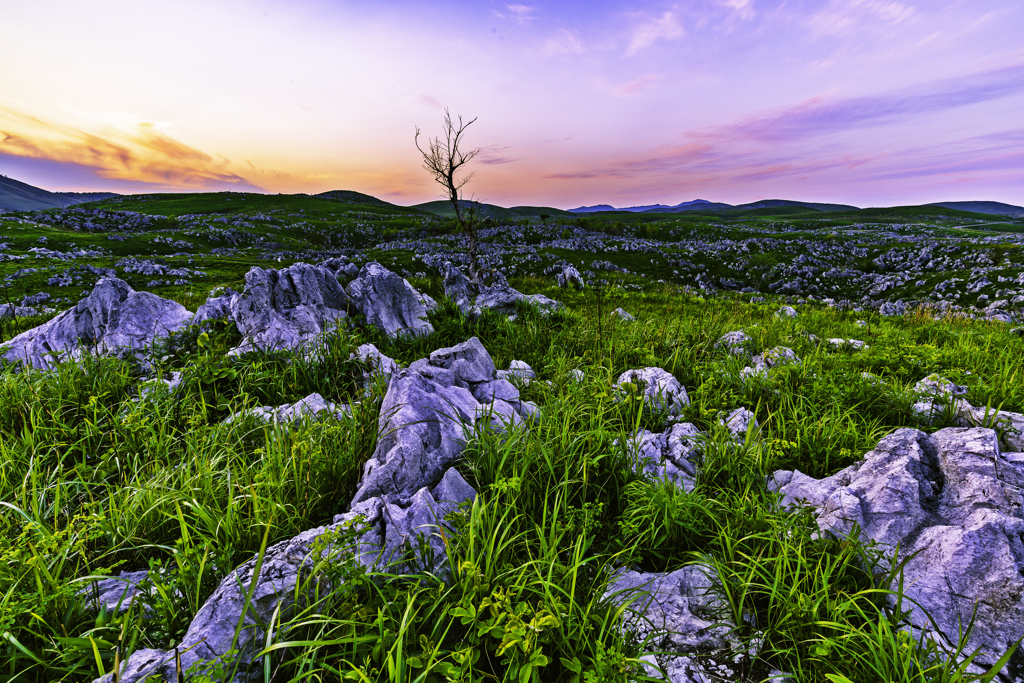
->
1;0;1022;209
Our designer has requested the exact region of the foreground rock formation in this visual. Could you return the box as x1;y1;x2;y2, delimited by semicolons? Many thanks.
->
229;262;351;354
1;277;192;369
771;427;1024;677
97;337;535;683
346;261;434;338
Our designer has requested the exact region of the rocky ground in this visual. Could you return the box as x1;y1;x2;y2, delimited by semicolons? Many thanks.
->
2;192;1024;683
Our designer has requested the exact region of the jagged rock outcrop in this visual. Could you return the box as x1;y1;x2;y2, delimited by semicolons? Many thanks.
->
230;262;351;354
770;427;1024;677
97;337;527;683
1;277;192;369
353;337;537;505
441;262;561;317
98;471;475;683
346;262;434;338
557;265;584;289
611;307;636;322
615;367;690;417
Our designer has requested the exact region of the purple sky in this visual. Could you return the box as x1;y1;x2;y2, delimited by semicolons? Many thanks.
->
1;0;1022;208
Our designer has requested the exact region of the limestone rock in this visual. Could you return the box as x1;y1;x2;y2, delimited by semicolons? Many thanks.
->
230;262;351;354
775;306;798;318
557;265;584;289
605;566;733;682
352;343;399;388
615;367;689;417
1;277;192;370
611;307;636;322
715;331;751;355
442;262;561;318
346;262;433;339
721;407;758;439
225;393;349;425
192;288;238;324
770;427;1024;675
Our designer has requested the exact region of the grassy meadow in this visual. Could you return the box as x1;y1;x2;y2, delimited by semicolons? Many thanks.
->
2;277;1023;682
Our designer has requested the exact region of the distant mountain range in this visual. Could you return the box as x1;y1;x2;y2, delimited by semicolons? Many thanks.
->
0;175;119;211
2;173;1023;220
569;198;858;213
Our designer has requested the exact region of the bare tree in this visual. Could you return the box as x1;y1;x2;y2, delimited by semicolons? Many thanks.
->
415;109;482;281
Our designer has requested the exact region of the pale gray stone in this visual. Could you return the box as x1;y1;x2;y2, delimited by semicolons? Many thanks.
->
557;265;584;289
715;331;751;355
346;262;433;339
616;367;690;417
770;427;1024;675
1;277;192;370
230;262;351;354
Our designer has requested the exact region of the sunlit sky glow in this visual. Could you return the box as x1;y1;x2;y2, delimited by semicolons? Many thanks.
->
1;0;1022;208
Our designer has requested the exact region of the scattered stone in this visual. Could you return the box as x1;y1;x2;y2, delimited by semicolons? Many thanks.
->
441;262;561;318
610;307;636;322
774;306;798;318
1;278;192;370
827;338;868;351
615;367;690;417
80;570;152;615
225;393;350;425
497;359;536;384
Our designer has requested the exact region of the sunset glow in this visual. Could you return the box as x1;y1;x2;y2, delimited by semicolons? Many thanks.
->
1;0;1022;207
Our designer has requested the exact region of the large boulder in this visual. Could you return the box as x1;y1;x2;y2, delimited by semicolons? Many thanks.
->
353;336;536;505
1;277;192;369
557;265;584;289
230;262;351;354
770;427;1024;676
346;262;434;339
622;422;704;492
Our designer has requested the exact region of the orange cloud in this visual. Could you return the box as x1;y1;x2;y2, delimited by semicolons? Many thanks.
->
0;108;262;191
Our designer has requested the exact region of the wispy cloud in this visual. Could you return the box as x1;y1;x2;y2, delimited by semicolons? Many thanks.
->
542;63;1024;191
722;0;756;20
809;0;915;37
626;11;683;56
544;29;584;56
0;109;262;191
505;4;536;25
615;74;662;97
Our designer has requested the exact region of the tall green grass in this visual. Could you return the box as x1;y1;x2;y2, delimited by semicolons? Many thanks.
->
2;288;1022;681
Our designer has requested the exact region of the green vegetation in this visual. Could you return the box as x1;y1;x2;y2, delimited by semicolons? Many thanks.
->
1;279;1022;681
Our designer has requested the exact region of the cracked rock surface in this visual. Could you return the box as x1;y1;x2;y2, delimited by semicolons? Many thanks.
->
97;337;531;683
230;262;351;354
770;427;1024;678
1;277;192;369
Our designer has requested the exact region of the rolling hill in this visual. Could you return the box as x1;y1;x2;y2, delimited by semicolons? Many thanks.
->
0;174;119;211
